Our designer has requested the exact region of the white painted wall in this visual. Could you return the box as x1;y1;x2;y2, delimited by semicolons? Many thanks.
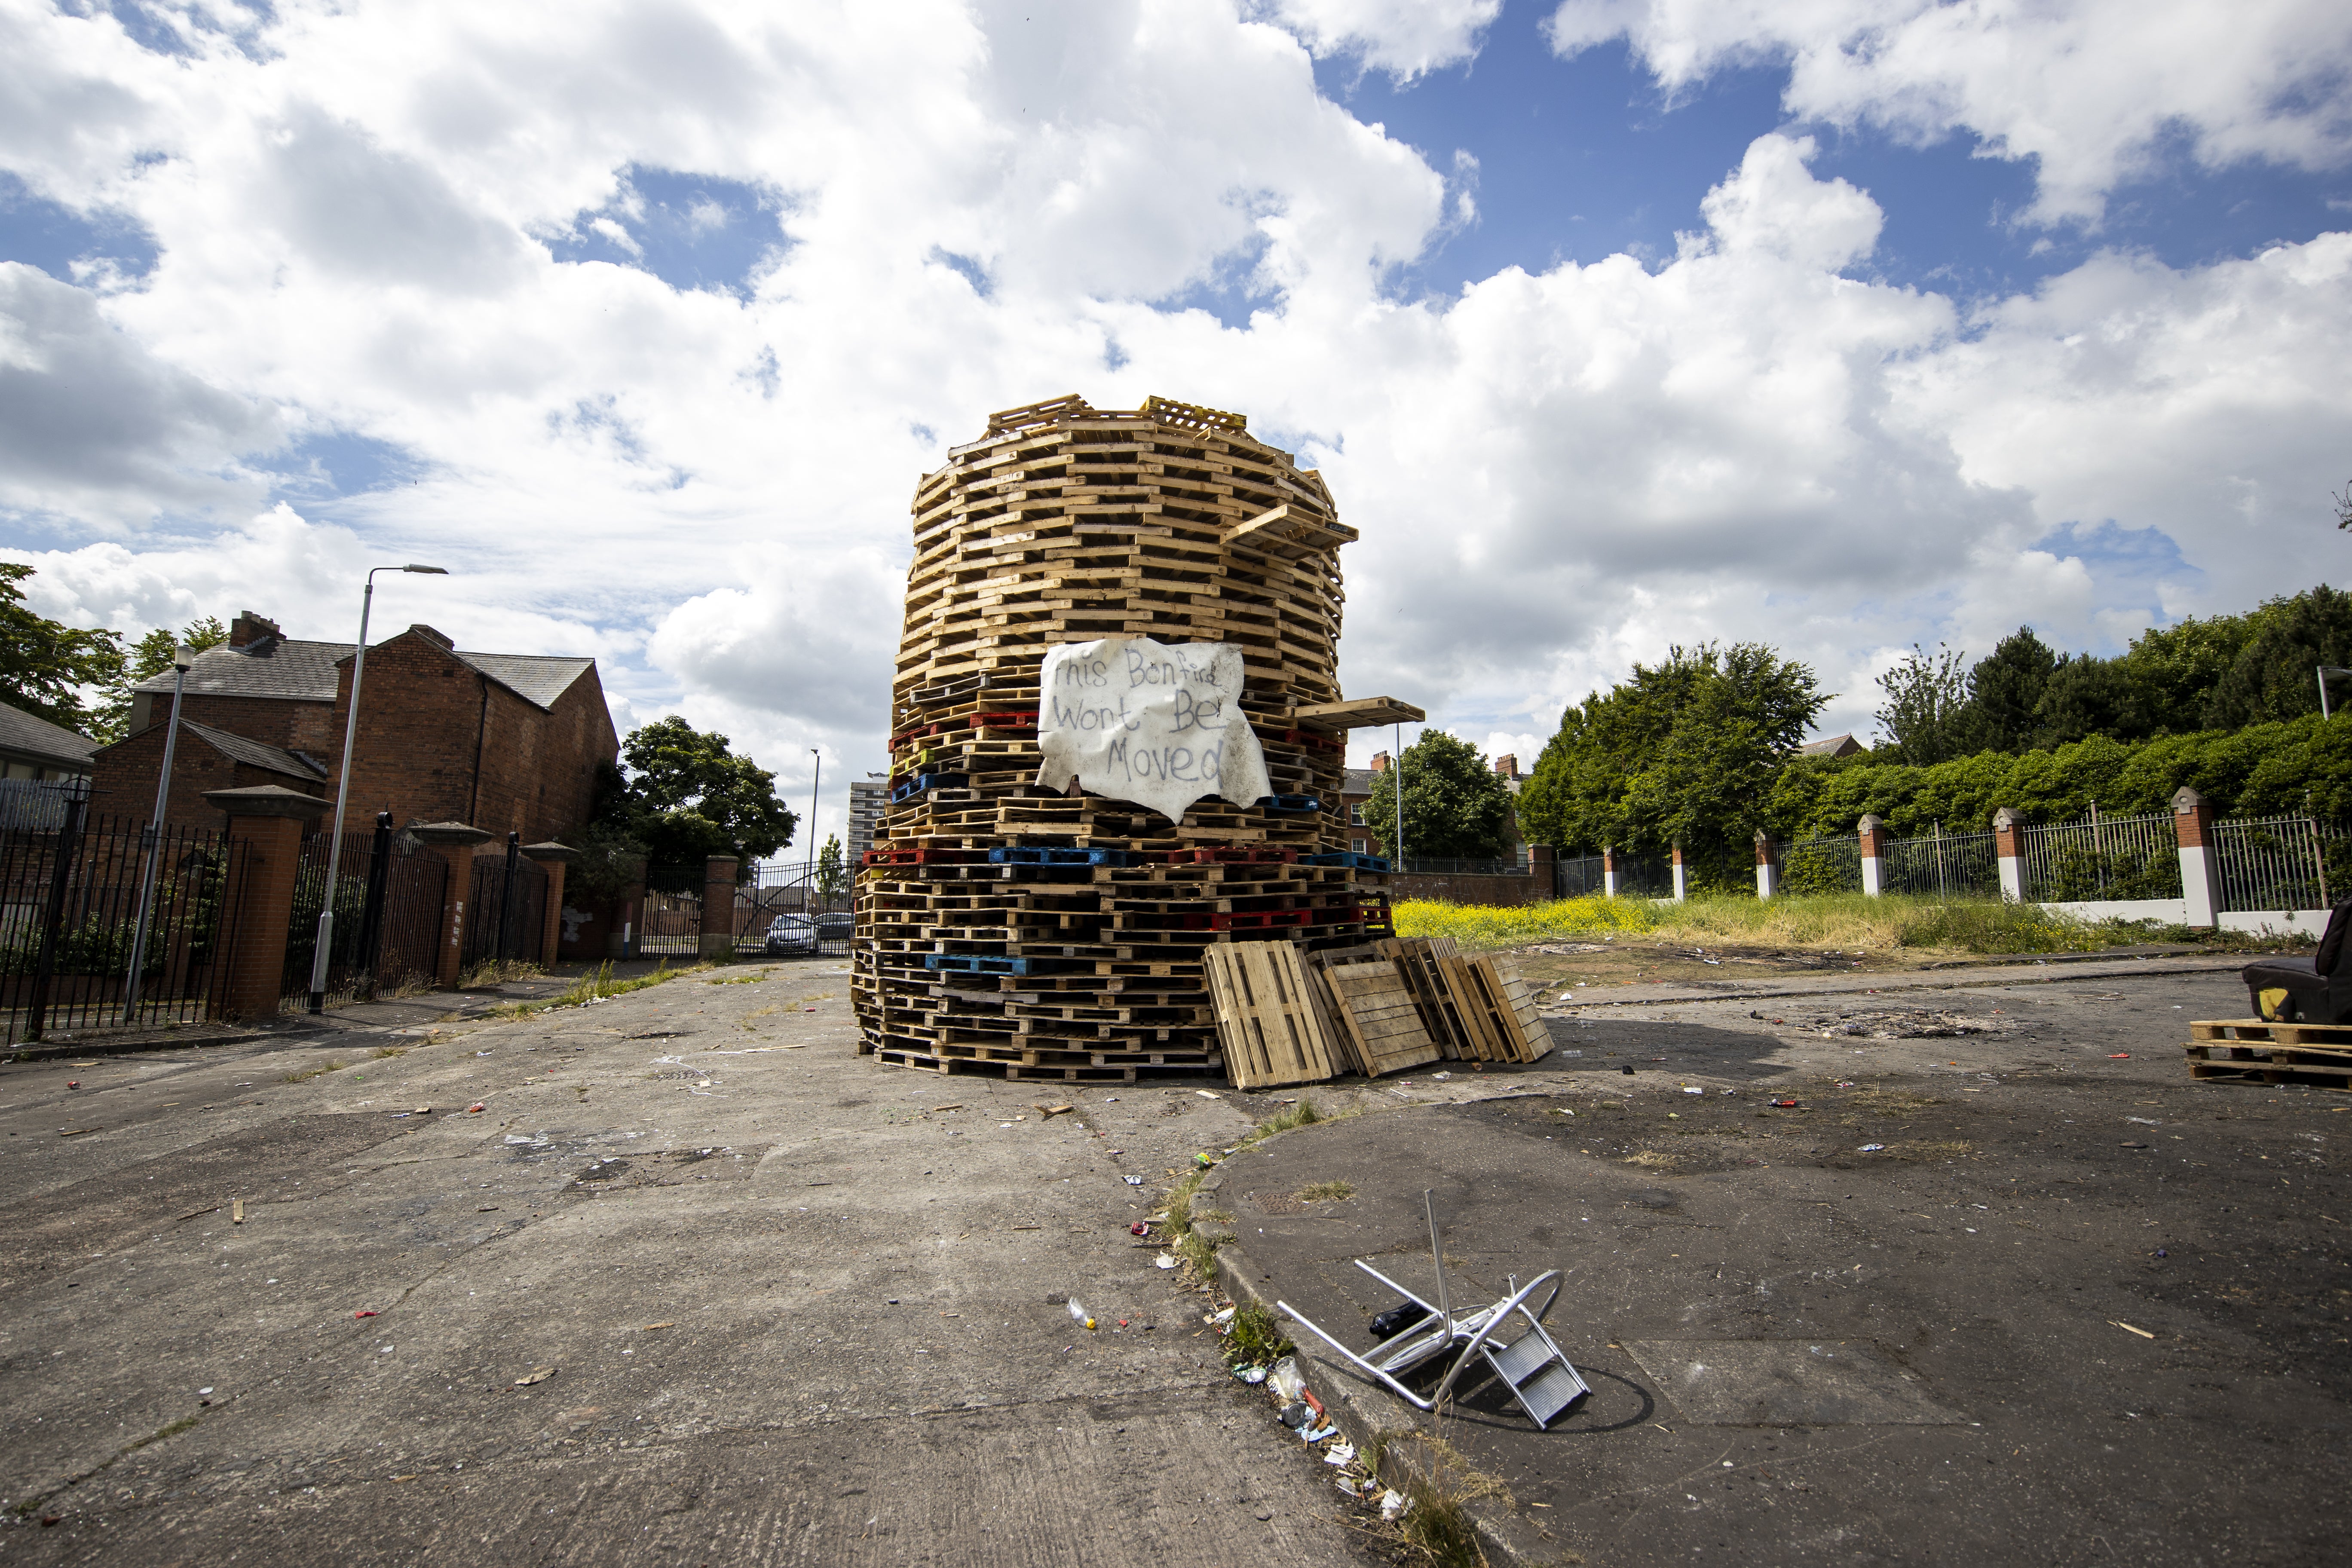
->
2217;909;2332;940
2035;898;2190;924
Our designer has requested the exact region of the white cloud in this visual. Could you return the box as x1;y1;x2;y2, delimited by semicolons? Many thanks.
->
1253;0;1501;80
0;262;279;527
1547;0;2352;226
0;0;2345;801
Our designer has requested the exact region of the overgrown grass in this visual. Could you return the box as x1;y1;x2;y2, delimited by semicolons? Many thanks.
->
1402;890;2297;956
1394;895;1654;949
1298;1179;1356;1201
459;957;546;989
281;1058;342;1084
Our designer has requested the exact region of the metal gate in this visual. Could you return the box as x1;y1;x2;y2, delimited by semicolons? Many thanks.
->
461;836;548;968
637;861;706;957
0;784;251;1044
738;858;855;958
281;814;451;1004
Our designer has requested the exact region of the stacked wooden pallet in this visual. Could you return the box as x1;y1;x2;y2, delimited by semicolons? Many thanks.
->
855;394;1392;1084
2183;1019;2352;1090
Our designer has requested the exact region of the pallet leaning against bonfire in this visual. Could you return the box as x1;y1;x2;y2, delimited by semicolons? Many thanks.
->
2182;1018;2352;1091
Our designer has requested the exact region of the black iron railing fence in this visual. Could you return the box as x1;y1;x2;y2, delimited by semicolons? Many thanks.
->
0;788;249;1044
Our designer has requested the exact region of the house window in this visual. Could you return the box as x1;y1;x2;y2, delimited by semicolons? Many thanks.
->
1351;837;1367;854
1349;803;1365;826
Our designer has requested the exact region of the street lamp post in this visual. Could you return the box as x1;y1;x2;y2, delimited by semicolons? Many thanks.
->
122;643;198;1025
309;564;450;1014
808;747;821;888
2320;666;2352;720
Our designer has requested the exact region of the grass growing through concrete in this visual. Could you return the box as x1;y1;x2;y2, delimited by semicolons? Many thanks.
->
489;960;706;1021
280;1058;342;1084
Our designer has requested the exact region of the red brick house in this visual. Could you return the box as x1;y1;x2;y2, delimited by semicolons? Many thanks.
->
90;610;618;839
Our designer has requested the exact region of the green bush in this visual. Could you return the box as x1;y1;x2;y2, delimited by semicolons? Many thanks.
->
1766;712;2349;839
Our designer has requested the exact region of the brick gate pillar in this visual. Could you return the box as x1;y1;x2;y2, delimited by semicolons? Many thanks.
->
2172;787;2218;928
1858;815;1888;897
205;785;331;1022
701;854;741;962
524;843;579;966
1670;841;1687;902
1529;844;1555;902
410;822;493;987
1992;808;2027;903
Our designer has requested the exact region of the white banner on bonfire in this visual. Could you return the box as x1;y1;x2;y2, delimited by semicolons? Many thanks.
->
1033;637;1272;822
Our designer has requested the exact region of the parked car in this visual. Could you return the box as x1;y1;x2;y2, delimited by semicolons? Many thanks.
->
764;914;819;954
763;912;854;954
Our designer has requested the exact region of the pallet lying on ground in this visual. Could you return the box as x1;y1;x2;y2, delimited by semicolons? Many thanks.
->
2184;1018;2352;1090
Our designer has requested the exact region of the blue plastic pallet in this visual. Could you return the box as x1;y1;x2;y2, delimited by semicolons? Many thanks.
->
987;846;1133;867
1255;794;1323;814
923;953;1032;976
891;773;970;803
1302;851;1391;873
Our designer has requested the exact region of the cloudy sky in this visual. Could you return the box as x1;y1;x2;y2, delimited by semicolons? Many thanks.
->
4;0;2350;849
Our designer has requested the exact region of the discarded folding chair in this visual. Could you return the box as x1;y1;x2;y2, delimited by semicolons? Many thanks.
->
1276;1191;1591;1429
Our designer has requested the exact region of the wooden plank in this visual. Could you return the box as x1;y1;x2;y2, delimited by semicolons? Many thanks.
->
1375;936;1468;1059
1487;963;1554;1064
1323;960;1441;1076
1204;942;1338;1088
1436;955;1509;1061
1300;960;1366;1076
1292;696;1427;728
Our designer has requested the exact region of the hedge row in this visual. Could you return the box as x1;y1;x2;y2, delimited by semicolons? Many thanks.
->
1767;712;2350;842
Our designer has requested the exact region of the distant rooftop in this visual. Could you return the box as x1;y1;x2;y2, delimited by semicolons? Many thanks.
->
0;698;98;770
1800;733;1864;759
134;626;593;713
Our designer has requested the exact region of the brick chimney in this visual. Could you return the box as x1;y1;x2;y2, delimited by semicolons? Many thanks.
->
228;610;283;649
1496;754;1518;778
1369;751;1389;772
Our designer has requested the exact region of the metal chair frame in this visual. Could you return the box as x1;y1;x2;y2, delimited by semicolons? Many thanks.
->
1275;1191;1588;1427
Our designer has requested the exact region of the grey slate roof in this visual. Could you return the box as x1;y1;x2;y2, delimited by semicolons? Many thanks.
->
135;634;593;713
134;638;345;703
181;719;330;781
0;699;98;770
450;651;595;711
1341;767;1379;796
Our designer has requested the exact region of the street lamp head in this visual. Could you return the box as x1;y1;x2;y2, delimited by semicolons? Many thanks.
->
402;564;450;575
172;644;198;671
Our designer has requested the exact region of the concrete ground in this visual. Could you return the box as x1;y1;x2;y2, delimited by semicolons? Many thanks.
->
3;956;2343;1566
0;959;1384;1567
1206;966;2351;1566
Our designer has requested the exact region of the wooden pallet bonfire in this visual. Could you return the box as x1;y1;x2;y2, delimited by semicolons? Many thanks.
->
854;393;1416;1084
2184;1019;2352;1091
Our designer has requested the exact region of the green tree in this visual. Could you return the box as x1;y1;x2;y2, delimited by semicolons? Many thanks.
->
2200;583;2352;728
0;564;123;734
616;717;798;866
2030;652;2134;747
1518;642;1827;889
1967;627;2055;751
815;833;847;897
1359;730;1513;862
88;616;227;742
1873;643;1977;763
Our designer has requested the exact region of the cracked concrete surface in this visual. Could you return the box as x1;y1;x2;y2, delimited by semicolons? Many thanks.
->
0;964;1382;1566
